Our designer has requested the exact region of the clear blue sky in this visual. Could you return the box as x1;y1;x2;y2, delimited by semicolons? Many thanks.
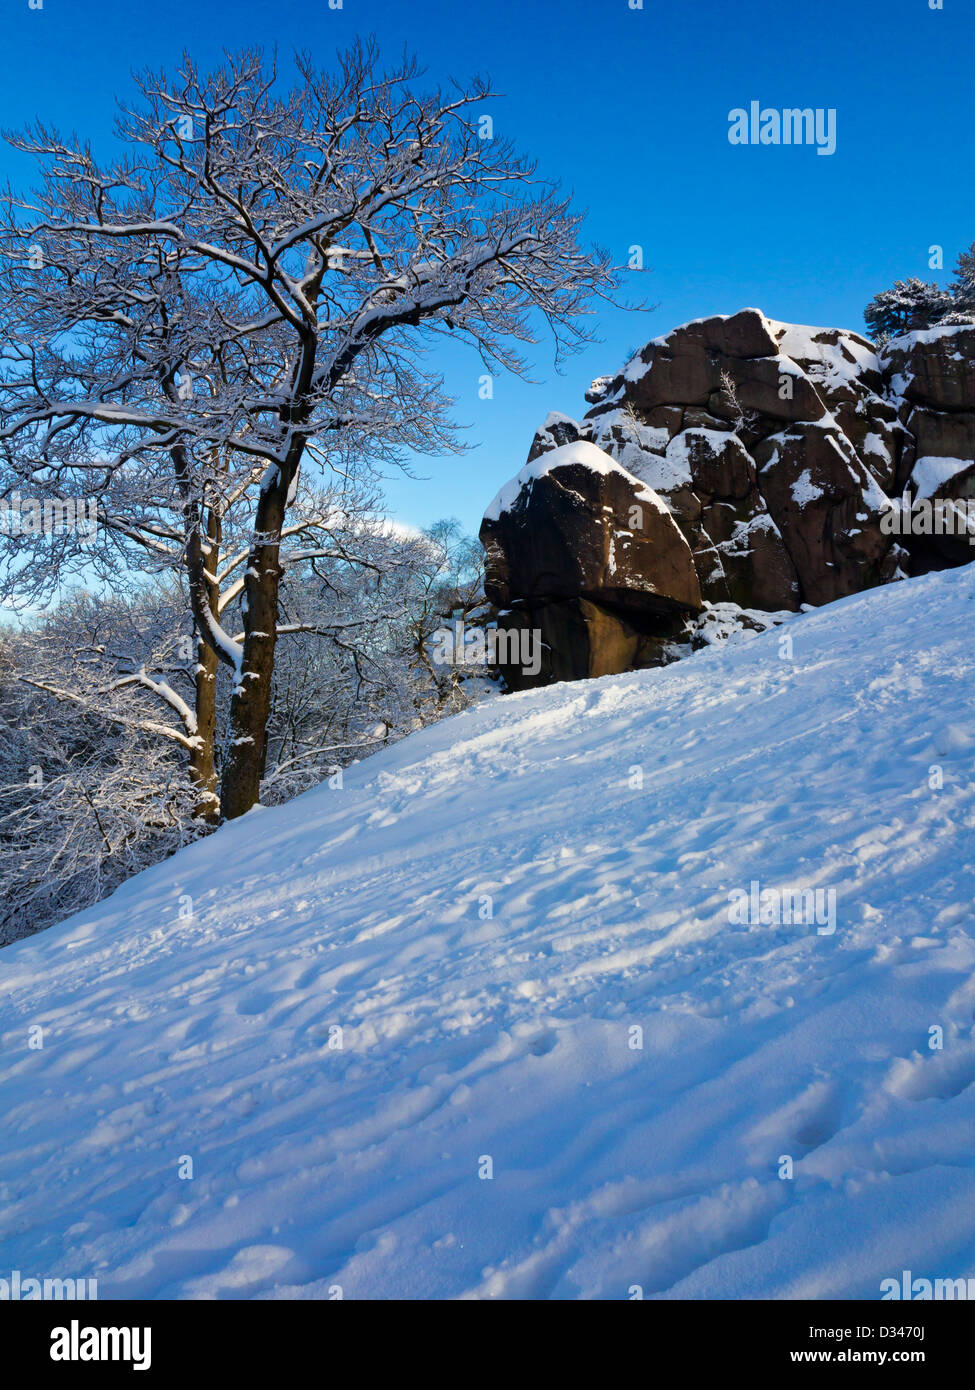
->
2;0;971;533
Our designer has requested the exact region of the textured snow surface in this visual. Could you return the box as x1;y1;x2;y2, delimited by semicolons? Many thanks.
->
2;568;975;1300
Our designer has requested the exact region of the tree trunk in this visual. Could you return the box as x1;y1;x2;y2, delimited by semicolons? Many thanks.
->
219;480;287;820
190;637;220;821
189;505;221;822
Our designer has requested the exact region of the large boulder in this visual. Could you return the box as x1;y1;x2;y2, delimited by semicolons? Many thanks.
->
489;598;647;691
587;413;801;610
771;322;908;492
480;440;702;616
881;326;975;567
596;310;826;426
479;440;701;688
881;325;975;412
580;310;925;607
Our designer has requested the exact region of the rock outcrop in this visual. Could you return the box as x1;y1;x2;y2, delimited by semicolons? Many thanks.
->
481;310;975;688
581;310;911;608
480;440;701;690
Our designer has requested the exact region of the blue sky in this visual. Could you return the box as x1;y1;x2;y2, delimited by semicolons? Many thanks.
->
2;0;972;533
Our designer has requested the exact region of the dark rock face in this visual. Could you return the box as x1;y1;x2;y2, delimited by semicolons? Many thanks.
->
481;442;702;615
479;439;701;689
491;598;649;691
751;423;898;606
482;312;975;689
878;325;975;568
881;325;975;412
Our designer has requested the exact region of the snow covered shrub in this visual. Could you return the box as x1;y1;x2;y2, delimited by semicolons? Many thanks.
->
0;616;202;946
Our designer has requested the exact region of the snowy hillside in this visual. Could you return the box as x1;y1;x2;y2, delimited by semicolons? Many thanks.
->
2;566;975;1300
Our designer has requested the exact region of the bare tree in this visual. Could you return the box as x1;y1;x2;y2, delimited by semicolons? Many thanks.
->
0;42;618;818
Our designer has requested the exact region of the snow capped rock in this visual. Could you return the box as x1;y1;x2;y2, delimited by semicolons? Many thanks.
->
482;439;666;524
910;455;974;501
769;320;882;390
880;322;975;412
479;438;702;688
585;374;618;404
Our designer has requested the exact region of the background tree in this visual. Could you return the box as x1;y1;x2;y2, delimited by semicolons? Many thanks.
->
0;598;200;945
863;277;952;342
863;245;975;343
948;240;975;317
0;509;493;945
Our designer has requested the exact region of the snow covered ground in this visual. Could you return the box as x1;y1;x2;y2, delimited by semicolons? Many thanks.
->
2;566;975;1300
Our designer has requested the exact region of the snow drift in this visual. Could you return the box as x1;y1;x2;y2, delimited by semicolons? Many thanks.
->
2;565;975;1299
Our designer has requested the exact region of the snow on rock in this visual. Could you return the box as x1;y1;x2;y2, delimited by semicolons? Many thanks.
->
682;600;794;650
910;455;973;501
884;323;975;351
566;310;915;612
585;375;618;405
789;469;825;507
2;565;975;1299
769;320;882;390
482;440;665;524
880;323;975;413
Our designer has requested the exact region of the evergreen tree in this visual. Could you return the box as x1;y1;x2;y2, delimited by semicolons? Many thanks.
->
949;241;975;314
863;278;951;342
